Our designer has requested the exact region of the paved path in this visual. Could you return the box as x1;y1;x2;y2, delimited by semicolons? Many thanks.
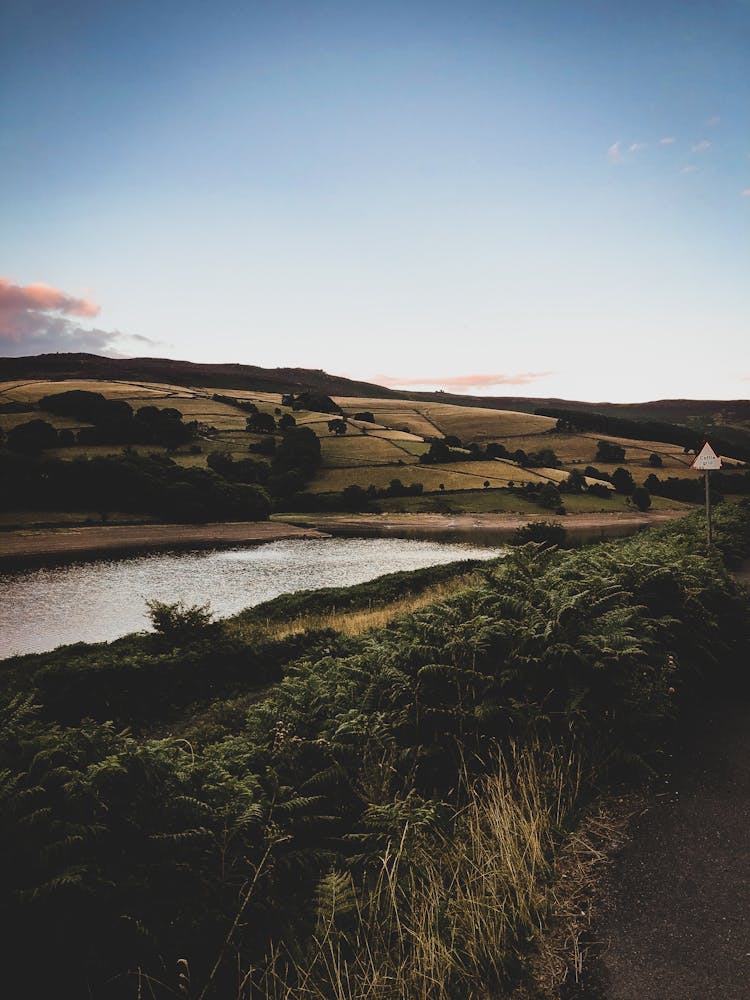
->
591;563;750;1000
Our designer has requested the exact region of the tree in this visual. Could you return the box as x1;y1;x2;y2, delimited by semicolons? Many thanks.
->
631;487;652;511
327;418;347;436
648;453;663;468
7;419;59;455
353;411;375;423
246;412;276;434
279;413;296;431
565;469;587;494
483;481;490;489
611;467;635;494
291;392;341;414
596;440;626;463
539;482;564;512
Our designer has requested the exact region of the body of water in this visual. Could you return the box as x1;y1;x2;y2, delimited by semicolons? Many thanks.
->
0;537;501;658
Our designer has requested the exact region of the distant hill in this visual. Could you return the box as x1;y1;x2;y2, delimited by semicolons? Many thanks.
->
1;352;749;433
0;353;397;398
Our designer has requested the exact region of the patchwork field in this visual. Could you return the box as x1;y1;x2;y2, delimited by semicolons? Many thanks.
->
334;396;556;441
319;435;420;467
3;377;740;520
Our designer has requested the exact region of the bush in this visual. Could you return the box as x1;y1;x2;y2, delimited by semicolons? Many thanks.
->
631;487;652;511
511;520;568;548
145;599;216;639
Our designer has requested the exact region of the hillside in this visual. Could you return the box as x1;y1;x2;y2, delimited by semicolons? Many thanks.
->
4;371;750;535
2;354;749;435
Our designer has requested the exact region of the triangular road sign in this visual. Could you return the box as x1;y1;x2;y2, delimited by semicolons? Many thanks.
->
691;442;722;470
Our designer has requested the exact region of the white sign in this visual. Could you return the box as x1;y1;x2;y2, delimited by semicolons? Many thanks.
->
691;442;722;471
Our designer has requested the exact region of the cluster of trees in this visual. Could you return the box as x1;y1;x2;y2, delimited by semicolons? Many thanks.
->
282;391;342;414
38;389;197;449
1;505;749;996
0;409;323;518
283;478;425;512
418;437;561;468
0;450;271;522
0;389;198;454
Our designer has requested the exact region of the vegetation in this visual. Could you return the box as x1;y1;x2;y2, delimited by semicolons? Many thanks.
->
544;406;750;463
1;505;749;997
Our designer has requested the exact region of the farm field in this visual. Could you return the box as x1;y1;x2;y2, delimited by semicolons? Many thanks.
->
334;395;556;440
372;489;688;515
2;376;742;522
319;435;420;467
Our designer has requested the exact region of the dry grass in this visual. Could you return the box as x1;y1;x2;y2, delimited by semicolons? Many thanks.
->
242;743;581;1000
319;436;421;468
309;459;551;494
419;403;555;441
230;575;476;643
0;378;185;401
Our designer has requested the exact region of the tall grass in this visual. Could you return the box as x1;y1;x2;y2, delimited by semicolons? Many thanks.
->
231;575;478;643
249;743;580;1000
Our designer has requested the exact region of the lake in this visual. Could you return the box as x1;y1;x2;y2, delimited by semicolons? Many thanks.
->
0;537;501;658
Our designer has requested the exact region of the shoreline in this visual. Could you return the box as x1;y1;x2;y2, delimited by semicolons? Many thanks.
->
0;509;691;570
273;509;691;544
0;520;330;569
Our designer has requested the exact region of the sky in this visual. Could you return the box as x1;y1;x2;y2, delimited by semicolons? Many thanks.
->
1;0;749;403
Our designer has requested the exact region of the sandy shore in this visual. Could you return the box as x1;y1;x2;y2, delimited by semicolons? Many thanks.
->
275;510;691;544
0;520;329;568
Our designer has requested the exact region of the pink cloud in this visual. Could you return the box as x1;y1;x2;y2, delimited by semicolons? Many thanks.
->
0;276;159;357
375;372;555;391
0;277;99;343
742;189;750;198
607;141;623;164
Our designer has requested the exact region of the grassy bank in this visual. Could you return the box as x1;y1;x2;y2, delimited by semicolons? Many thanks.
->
1;503;749;997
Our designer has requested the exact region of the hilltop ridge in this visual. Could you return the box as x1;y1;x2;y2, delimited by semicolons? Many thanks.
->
2;353;749;431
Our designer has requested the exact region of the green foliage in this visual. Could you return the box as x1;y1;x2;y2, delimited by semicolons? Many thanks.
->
596;439;626;463
511;520;568;548
1;505;749;995
611;466;636;494
146;599;216;638
0;451;272;522
6;419;59;455
631;486;652;511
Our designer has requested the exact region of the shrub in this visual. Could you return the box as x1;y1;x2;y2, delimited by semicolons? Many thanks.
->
511;520;568;548
145;599;216;639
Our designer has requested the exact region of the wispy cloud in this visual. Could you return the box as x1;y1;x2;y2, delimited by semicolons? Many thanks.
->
628;142;647;153
742;189;750;198
607;141;623;164
705;116;721;127
374;372;555;391
692;140;712;153
659;136;676;145
680;165;698;174
0;276;159;357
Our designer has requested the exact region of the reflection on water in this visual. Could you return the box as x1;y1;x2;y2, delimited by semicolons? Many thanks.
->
0;537;501;658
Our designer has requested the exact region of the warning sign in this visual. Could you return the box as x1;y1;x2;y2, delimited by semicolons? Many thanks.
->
691;442;722;471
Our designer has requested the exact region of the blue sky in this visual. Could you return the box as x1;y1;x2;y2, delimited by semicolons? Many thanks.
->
1;0;748;402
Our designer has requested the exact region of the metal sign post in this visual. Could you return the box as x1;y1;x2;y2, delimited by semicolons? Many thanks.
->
691;442;722;547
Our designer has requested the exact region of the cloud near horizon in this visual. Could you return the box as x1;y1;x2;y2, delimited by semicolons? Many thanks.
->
374;371;555;391
0;277;158;357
